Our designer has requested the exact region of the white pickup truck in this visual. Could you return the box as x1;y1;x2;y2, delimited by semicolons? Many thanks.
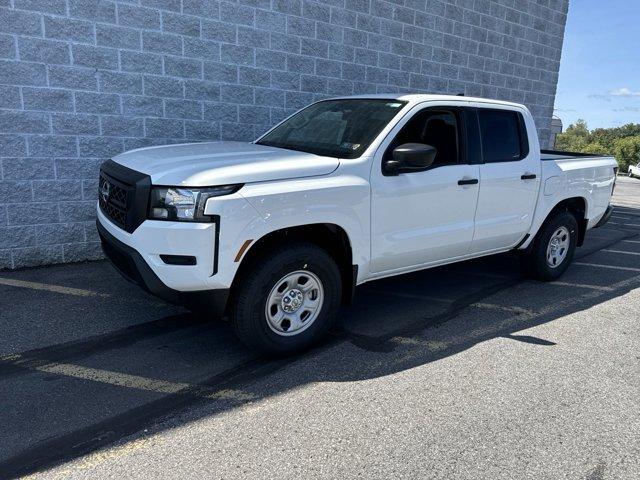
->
96;94;617;355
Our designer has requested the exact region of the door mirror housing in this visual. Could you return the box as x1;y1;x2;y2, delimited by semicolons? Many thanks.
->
384;143;437;175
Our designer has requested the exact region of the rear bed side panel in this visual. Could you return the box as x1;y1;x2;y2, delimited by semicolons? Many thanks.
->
519;156;617;249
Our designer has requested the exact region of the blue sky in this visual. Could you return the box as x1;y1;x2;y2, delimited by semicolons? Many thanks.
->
553;0;640;130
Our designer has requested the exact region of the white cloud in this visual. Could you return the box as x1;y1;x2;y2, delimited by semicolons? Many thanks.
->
609;87;640;97
613;106;640;112
587;94;612;102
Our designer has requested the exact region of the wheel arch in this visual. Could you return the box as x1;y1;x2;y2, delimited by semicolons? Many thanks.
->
231;223;357;307
548;197;588;246
525;196;588;251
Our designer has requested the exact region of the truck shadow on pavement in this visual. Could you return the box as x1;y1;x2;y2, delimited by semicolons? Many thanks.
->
1;207;639;478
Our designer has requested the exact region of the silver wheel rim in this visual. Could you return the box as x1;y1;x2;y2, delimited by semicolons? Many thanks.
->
265;270;324;337
546;226;570;268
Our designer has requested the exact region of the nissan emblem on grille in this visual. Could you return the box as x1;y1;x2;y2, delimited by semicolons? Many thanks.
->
99;172;129;229
100;178;110;203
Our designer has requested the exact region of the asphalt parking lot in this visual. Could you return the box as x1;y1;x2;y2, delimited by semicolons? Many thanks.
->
1;176;639;479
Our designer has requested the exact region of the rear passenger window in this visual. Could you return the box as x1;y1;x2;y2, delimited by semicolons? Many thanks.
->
478;110;528;162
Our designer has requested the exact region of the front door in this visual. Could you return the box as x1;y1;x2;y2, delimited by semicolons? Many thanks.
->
370;105;481;273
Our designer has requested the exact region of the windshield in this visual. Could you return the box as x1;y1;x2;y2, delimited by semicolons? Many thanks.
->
256;99;407;159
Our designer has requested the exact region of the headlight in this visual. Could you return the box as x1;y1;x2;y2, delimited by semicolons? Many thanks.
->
148;185;242;222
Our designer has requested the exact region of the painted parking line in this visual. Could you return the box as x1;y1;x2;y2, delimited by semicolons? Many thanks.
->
37;362;192;395
0;277;109;298
368;290;450;304
603;249;640;256
385;272;640;376
622;239;640;244
464;271;512;280
549;281;614;292
612;209;640;214
608;221;640;227
48;437;157;480
14;361;255;401
472;303;532;315
370;289;534;315
391;336;449;350
573;262;640;273
612;214;640;220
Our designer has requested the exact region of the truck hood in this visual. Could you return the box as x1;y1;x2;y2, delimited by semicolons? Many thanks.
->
111;141;340;186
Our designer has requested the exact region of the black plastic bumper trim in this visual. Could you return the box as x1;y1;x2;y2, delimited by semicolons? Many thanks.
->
160;254;197;266
212;214;220;275
513;233;530;250
97;220;229;316
593;205;613;229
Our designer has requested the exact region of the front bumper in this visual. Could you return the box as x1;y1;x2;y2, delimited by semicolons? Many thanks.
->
97;219;229;316
97;204;232;289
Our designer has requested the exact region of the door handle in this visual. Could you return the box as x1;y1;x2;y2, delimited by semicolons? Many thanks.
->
458;178;479;186
521;173;537;180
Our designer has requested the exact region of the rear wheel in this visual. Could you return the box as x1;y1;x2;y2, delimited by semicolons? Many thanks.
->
230;242;342;356
523;211;578;281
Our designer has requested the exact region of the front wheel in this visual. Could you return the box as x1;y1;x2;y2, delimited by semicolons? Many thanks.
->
230;242;342;356
523;211;578;281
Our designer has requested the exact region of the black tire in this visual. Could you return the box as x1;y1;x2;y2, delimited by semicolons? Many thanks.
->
523;211;578;281
230;242;342;356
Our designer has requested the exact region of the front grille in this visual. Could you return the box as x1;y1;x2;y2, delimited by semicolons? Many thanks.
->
98;160;152;233
99;174;129;229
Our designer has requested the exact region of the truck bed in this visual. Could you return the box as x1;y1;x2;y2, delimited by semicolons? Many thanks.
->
537;150;617;231
540;149;611;161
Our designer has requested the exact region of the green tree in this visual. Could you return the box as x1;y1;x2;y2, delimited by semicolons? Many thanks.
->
581;142;609;155
591;124;640;150
555;119;590;151
554;120;640;169
565;119;590;138
613;137;640;171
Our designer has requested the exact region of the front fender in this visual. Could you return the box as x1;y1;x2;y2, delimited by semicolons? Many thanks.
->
237;175;371;282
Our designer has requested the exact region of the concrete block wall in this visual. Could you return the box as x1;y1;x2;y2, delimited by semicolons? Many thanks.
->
0;0;568;269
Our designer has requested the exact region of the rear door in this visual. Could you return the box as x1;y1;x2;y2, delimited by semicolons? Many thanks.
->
470;106;541;253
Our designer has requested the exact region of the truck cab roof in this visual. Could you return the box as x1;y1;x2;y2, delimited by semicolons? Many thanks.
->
330;93;527;110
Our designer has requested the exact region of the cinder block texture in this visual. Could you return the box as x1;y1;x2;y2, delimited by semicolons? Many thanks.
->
0;0;567;268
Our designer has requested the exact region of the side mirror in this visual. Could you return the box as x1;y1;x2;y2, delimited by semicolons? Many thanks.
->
383;143;437;175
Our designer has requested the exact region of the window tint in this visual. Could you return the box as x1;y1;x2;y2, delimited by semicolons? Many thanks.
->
478;110;526;162
257;99;407;159
386;110;460;167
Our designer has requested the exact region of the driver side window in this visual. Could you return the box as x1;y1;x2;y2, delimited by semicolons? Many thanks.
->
384;109;462;168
